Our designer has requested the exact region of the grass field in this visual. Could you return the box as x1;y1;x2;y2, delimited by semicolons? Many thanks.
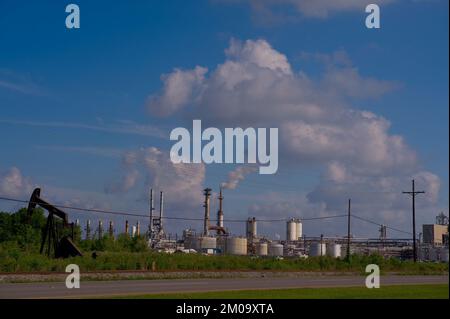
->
115;284;449;299
1;246;448;275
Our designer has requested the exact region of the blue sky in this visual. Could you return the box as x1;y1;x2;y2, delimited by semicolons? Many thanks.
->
0;0;448;239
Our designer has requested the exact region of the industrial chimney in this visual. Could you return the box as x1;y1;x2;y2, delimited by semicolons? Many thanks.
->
246;217;257;240
109;220;114;237
159;191;164;230
217;187;224;234
85;220;91;240
203;188;212;236
125;220;129;236
98;220;103;239
149;188;154;237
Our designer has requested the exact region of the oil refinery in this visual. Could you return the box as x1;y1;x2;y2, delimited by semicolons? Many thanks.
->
85;186;447;263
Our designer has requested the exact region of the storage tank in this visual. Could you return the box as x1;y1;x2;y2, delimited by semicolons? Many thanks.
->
326;243;341;258
198;236;217;250
269;243;284;256
295;220;302;240
286;219;297;241
309;242;326;257
256;242;268;256
226;237;247;255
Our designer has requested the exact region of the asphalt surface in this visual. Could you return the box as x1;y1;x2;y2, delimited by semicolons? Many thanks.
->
0;275;447;298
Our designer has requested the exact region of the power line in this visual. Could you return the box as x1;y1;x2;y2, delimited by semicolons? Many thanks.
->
0;195;344;223
352;214;412;235
0;196;149;218
0;195;411;235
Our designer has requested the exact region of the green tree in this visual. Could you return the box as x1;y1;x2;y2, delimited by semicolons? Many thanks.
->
0;207;46;251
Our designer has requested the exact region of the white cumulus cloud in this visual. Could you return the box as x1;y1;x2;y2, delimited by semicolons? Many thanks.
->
146;38;441;233
0;167;34;198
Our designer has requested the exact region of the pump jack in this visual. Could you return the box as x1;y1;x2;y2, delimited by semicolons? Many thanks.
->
27;188;83;258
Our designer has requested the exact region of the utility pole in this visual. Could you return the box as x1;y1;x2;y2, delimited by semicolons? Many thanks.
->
346;199;351;262
403;179;425;262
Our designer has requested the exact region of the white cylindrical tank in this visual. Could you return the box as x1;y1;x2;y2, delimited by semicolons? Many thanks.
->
326;243;341;258
198;236;217;250
256;242;268;256
295;221;302;240
286;219;297;241
269;243;284;256
310;242;326;257
132;226;137;237
226;237;247;255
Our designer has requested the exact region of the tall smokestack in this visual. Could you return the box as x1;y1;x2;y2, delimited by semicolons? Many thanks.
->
98;220;103;239
217;187;224;234
109;220;114;237
203;188;212;236
136;221;140;237
246;217;257;239
125;220;129;236
86;220;91;240
149;189;154;237
159;191;164;230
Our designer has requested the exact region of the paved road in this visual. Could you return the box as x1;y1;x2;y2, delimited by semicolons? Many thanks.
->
0;275;447;298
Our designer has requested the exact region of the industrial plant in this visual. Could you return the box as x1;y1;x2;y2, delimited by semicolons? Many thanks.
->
18;185;449;263
79;186;449;263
